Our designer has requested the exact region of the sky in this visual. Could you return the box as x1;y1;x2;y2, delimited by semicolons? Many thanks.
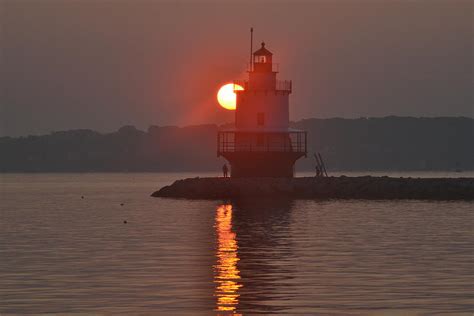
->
1;0;472;137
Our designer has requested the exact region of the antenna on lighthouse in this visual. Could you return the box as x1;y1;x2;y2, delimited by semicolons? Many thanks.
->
250;27;253;71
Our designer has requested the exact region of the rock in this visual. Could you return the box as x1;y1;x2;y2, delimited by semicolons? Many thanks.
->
150;176;474;200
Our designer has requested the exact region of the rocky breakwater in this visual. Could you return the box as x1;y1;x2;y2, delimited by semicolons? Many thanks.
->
151;176;474;200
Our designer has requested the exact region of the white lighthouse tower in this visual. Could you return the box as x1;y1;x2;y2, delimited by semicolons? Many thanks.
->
217;37;307;177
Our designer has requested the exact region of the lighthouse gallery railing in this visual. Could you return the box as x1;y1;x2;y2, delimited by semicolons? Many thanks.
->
217;131;307;156
233;80;292;93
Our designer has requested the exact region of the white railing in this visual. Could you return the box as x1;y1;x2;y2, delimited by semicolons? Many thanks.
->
233;80;292;93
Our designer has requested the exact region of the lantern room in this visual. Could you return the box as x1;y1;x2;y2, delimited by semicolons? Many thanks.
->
252;42;273;72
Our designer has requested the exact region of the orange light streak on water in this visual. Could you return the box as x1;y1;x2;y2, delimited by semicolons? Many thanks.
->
214;204;242;314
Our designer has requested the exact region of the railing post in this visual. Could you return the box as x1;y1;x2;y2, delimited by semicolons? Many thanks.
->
266;134;269;152
304;131;307;156
217;132;220;157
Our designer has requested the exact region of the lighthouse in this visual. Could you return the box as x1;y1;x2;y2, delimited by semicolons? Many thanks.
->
217;38;307;177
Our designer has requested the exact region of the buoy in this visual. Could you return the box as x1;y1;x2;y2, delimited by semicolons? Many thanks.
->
123;220;127;224
81;196;84;199
120;203;124;206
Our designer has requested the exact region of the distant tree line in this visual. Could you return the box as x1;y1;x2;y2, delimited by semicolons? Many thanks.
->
0;117;472;172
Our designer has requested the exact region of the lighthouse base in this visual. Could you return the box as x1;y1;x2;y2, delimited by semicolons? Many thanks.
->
222;152;304;178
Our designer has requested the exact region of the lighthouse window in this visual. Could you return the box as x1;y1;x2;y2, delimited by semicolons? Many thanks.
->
257;134;264;146
257;112;265;126
255;55;266;63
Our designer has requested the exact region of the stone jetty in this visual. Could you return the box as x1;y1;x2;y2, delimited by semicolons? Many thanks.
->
151;176;474;200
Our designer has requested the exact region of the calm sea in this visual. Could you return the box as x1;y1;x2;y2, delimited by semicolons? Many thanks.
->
1;172;473;315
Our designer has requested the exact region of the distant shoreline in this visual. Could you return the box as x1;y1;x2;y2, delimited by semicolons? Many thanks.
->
1;170;473;175
1;117;473;172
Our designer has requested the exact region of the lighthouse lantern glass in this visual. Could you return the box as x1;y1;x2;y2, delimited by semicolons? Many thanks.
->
255;55;267;63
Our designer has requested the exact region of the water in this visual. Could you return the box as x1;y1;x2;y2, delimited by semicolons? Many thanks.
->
1;173;473;315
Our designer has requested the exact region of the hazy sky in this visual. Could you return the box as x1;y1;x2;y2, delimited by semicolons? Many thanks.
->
1;0;472;136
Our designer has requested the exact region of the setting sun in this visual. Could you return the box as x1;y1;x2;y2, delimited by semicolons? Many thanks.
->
217;83;244;110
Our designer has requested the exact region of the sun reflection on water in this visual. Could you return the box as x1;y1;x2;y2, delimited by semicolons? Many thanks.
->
214;204;242;314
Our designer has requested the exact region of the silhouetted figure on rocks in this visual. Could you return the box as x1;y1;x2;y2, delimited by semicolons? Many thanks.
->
223;164;229;178
315;165;322;178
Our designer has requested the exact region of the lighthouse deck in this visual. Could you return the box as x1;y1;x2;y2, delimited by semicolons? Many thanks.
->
217;130;307;155
233;79;292;93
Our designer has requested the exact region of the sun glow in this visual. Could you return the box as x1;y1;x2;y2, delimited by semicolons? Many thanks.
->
217;83;244;110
